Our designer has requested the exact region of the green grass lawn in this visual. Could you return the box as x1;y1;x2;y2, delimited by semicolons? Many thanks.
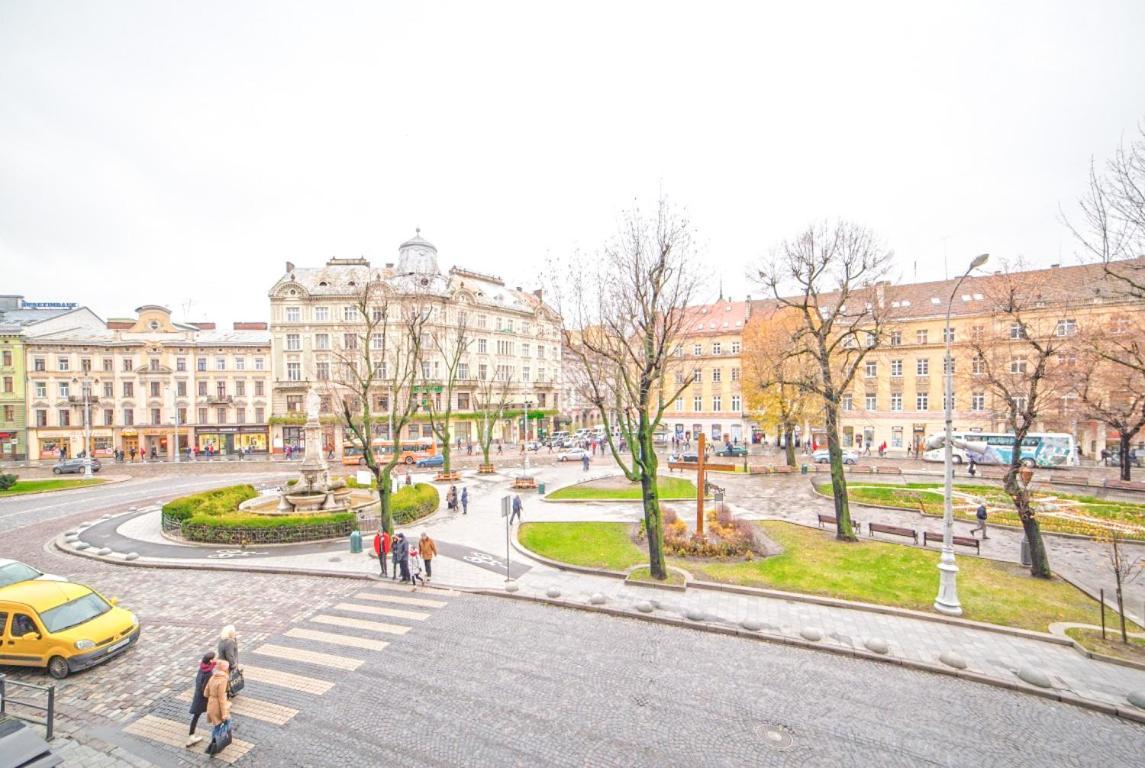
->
545;476;696;501
518;519;1140;634
1065;627;1145;664
0;478;107;496
819;481;1145;540
627;565;686;585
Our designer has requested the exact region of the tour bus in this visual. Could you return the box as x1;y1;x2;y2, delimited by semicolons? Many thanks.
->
342;438;437;466
921;431;1078;468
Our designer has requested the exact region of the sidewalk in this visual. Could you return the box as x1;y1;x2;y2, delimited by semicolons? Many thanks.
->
56;463;1145;722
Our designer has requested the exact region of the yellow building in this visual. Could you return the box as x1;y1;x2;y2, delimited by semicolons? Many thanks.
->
661;299;754;445
24;306;272;460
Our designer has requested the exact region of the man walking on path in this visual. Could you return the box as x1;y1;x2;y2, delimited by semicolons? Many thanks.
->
391;532;402;580
461;486;469;514
419;533;437;581
394;533;411;582
373;529;390;577
972;502;989;539
509;494;523;525
582;454;590;472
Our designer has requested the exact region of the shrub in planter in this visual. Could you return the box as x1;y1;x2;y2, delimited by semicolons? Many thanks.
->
0;473;18;491
391;482;440;524
181;511;357;543
162;485;258;522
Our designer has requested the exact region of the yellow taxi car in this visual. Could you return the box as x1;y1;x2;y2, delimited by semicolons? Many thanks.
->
0;580;140;679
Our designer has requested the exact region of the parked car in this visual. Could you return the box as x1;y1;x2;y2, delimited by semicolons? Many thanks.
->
416;454;445;468
714;444;747;457
557;448;590;462
52;458;101;475
0;559;67;589
670;452;700;463
813;449;858;465
0;580;140;679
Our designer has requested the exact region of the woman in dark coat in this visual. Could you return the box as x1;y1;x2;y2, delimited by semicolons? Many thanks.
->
186;651;216;746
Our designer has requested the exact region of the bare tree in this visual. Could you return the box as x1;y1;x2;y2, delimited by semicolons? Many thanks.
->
742;305;816;468
755;220;894;540
1096;531;1144;644
1075;318;1145;480
1066;124;1145;298
559;199;702;580
331;279;430;534
965;264;1071;578
472;361;513;468
423;309;471;475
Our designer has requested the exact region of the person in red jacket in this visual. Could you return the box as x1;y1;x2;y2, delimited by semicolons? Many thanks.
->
373;529;392;577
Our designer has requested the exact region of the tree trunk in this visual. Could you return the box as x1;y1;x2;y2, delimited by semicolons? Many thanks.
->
784;426;796;467
1116;581;1128;643
1120;432;1131;482
378;468;394;534
1004;466;1051;577
638;422;666;579
823;402;856;541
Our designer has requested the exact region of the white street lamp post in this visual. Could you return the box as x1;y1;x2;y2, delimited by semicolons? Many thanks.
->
523;399;533;479
74;376;95;478
934;252;989;616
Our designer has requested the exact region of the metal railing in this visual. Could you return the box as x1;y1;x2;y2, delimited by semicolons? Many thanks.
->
0;674;56;740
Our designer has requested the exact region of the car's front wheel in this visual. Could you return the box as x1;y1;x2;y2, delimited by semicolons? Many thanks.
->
48;656;70;680
53;467;62;474
405;457;415;465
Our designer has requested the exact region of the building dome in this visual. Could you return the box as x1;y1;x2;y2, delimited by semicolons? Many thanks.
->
396;228;439;275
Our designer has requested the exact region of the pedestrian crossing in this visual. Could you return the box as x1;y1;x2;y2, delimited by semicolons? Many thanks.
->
124;582;451;763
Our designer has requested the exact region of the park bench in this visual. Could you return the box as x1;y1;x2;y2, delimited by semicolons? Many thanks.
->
1051;474;1091;488
875;465;902;475
1104;478;1145;492
922;530;980;555
868;522;918;544
817;514;861;533
772;465;795;474
848;465;873;474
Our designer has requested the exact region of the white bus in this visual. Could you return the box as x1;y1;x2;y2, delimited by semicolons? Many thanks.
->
922;431;1078;468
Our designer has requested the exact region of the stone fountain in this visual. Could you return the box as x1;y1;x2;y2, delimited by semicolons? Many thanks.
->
275;388;344;513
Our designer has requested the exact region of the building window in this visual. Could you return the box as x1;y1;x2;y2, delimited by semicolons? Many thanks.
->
522;343;530;358
234;357;245;371
731;341;741;354
35;409;47;427
316;362;330;381
693;343;702;356
457;392;470;410
197;381;208;396
287;362;301;381
33;357;45;372
712;368;721;383
2;404;12;422
972;357;985;374
315;306;329;322
286;334;301;351
916;393;929;411
692;368;702;383
972;392;985;411
1010;322;1026;340
217;408;227;424
916;358;929;376
58;357;69;371
864;361;877;378
216;382;227;399
236;408;247;424
197;407;208;423
477;339;487;354
458;363;469;380
81;358;92;372
344;306;359;322
57;410;70;427
1055;319;1078;337
675;398;684;411
123;382;134;397
713;342;722;355
731;367;740;382
59;381;70;398
104;408;114;426
712;395;722;412
889;331;901;347
916;330;928;345
122;358;133;372
33;381;46;398
943;327;956;343
197;357;207;372
123;408;134;426
148;358;159;371
1010;357;1027;374
151;408;162;425
102;358;113;372
150;382;161;397
255;406;265;422
890;359;902;377
1012;396;1028;413
693;395;703;411
731;394;741;412
177;381;187;397
0;350;10;367
235;380;246;397
254;357;266;371
177;407;187;424
176;357;186;372
255;381;264;396
286;306;301;322
890;393;902;411
842;394;853;411
522;366;531;382
865;393;877;410
2;376;11;393
315;334;329;350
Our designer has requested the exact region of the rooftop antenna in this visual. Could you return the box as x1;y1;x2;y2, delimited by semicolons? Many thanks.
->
718;278;724;302
940;235;951;280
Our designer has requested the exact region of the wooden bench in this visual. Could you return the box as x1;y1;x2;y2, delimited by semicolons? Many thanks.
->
817;514;861;533
875;465;902;475
922;530;980;555
1051;475;1091;488
868;522;918;544
1104;479;1145;492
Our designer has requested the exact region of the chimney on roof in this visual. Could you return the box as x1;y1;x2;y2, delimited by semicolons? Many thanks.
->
285;261;294;274
534;289;544;302
1050;263;1060;268
190;322;216;330
744;295;753;320
385;262;394;268
233;321;268;331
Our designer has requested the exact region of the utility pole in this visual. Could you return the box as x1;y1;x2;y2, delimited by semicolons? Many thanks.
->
696;432;706;538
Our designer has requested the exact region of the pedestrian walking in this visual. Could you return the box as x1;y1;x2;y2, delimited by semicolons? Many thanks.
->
185;651;216;747
461;486;469;514
391;532;401;580
409;546;426;586
509;494;523;525
129;446;137;462
972;502;989;539
497;441;503;455
217;625;243;698
447;485;458;511
968;457;977;477
581;454;590;472
395;532;411;582
203;659;234;755
419;532;437;581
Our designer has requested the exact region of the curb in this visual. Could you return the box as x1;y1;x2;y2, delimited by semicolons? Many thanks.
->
471;586;1145;725
512;522;1074;647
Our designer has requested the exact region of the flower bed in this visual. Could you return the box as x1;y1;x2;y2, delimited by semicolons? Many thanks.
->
161;484;357;543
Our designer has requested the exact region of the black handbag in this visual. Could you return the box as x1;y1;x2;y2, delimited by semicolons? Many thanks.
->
226;667;245;698
206;720;233;755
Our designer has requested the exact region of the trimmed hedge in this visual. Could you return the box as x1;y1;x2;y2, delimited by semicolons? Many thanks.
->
162;485;258;522
391;482;439;524
0;474;17;491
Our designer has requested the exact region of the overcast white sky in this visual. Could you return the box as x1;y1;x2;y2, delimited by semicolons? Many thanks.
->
2;1;1143;324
